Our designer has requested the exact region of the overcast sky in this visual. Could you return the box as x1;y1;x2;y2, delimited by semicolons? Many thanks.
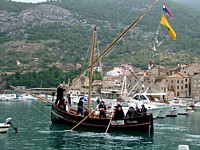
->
12;0;47;3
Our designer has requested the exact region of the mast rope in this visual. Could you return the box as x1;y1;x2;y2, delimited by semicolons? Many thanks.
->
30;103;51;119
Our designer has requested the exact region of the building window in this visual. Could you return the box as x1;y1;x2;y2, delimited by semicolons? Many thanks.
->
177;92;179;97
182;80;183;84
177;80;179;83
185;84;188;88
171;80;173;83
177;86;179;89
182;86;183;89
185;79;188;82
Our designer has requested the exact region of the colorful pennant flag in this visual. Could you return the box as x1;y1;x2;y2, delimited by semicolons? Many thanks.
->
163;3;173;19
160;14;176;40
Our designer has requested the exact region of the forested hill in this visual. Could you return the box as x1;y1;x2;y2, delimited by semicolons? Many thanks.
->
173;0;200;11
0;0;200;74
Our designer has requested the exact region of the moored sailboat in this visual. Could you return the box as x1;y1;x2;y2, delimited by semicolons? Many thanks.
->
51;0;161;132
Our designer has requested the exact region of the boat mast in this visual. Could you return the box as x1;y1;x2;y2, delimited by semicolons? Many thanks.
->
87;26;97;109
67;0;160;91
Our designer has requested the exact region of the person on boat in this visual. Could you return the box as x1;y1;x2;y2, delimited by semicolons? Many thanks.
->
77;98;84;116
55;84;65;106
126;106;136;118
67;94;71;107
114;103;125;120
96;98;100;105
136;106;141;116
141;104;147;115
98;101;107;118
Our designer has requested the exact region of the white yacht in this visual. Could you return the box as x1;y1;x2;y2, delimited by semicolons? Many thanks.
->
169;98;194;115
131;92;174;118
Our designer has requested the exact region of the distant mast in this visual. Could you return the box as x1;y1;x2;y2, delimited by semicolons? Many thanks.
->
87;26;97;109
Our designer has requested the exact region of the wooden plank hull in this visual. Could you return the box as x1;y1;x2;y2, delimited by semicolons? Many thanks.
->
51;105;154;133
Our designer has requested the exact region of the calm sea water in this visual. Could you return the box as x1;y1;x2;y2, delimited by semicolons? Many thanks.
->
0;100;200;150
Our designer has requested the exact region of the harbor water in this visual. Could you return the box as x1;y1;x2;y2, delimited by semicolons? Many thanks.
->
0;100;200;150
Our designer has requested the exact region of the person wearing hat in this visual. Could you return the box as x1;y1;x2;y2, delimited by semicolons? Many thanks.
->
98;101;107;118
141;104;147;115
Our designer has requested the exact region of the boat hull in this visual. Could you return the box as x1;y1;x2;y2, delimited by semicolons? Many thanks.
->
0;123;10;133
51;105;153;133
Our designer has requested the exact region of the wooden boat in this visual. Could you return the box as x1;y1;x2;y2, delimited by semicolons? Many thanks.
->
51;104;154;133
50;0;160;133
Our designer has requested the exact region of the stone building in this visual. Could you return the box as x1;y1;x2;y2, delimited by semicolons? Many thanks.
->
165;72;189;97
190;74;200;100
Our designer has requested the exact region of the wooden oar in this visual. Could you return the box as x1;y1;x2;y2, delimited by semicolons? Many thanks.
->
70;105;99;131
105;101;115;134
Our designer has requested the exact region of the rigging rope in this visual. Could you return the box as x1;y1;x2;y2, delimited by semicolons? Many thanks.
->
30;103;51;119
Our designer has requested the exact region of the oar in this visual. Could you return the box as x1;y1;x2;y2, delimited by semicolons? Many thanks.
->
105;101;115;134
70;105;99;131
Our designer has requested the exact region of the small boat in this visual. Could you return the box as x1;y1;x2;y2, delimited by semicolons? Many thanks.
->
178;145;190;150
0;123;10;133
0;118;18;133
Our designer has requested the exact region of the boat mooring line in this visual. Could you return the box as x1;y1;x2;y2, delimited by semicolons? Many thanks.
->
30;103;50;119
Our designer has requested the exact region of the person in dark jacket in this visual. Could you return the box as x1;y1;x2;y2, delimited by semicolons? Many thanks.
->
55;84;65;105
141;104;147;115
114;104;124;120
136;106;141;116
67;94;71;107
98;101;106;118
77;99;84;116
126;106;136;118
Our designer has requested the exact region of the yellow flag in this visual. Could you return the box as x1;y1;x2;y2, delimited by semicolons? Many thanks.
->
160;14;176;40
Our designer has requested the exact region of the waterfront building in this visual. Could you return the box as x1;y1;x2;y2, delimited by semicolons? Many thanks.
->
165;72;189;97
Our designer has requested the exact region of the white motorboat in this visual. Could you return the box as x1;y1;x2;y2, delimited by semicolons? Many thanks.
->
194;102;200;109
166;106;178;117
18;93;38;101
123;100;162;119
131;92;172;118
169;99;194;115
0;94;17;101
0;118;18;133
0;123;10;133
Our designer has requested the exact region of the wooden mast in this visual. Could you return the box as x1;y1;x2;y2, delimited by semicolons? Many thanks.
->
87;26;97;109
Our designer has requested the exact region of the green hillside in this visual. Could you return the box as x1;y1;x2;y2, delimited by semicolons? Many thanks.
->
0;0;200;77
